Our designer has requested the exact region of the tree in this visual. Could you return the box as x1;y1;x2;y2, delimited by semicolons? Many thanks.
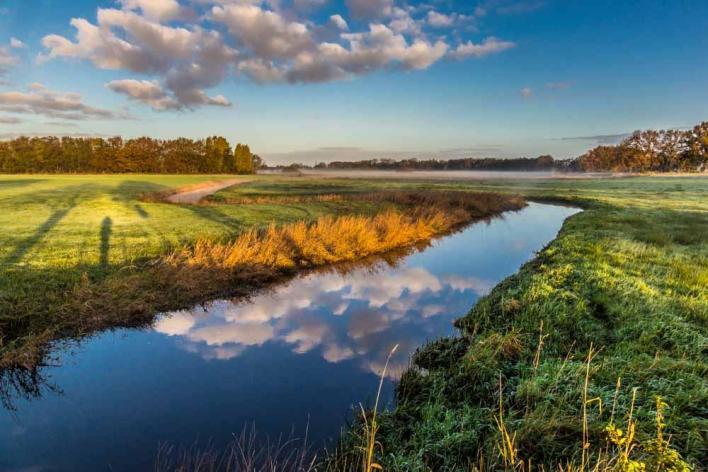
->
205;136;230;173
234;143;254;174
684;122;708;171
251;154;265;170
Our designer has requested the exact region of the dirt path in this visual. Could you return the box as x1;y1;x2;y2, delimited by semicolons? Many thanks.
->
166;178;245;204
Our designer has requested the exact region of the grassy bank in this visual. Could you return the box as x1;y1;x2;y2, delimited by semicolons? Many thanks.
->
0;176;522;379
324;176;707;470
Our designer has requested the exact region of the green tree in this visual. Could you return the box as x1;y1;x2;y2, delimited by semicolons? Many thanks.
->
234;143;254;174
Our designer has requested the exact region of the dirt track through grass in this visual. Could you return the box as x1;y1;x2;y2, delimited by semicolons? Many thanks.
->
165;178;246;203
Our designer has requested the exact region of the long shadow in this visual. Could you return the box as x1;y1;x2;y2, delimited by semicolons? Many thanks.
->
133;204;149;218
0;179;47;190
182;204;245;234
112;180;169;219
99;217;112;270
3;198;78;266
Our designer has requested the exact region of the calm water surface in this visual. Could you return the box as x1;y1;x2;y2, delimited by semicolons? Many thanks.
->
0;203;579;471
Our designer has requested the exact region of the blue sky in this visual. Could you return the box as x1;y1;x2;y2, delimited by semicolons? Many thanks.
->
0;0;706;164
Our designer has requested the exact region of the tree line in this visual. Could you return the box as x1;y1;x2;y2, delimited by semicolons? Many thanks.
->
0;136;263;174
1;121;705;174
574;122;707;172
278;155;561;171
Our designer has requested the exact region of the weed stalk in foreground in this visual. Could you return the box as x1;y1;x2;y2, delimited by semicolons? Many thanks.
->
361;343;399;472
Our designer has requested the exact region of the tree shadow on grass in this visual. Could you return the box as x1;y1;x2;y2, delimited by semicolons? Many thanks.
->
133;203;149;218
112;180;172;219
2;193;80;266
99;217;112;271
182;204;245;234
0;178;47;190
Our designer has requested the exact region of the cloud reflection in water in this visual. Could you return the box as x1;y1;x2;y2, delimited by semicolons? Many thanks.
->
154;264;492;380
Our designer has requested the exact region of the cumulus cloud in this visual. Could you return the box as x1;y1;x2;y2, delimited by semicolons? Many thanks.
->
38;0;518;110
449;36;516;59
212;4;313;60
107;79;180;110
118;0;186;21
40;7;236;110
0;83;130;120
427;10;455;28
328;14;349;31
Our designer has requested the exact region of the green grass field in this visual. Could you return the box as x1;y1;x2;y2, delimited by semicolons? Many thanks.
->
0;175;377;270
0;173;706;469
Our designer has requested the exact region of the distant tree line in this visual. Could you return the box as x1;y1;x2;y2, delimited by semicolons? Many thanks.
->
574;122;707;172
275;155;562;171
272;122;707;173
0;136;263;174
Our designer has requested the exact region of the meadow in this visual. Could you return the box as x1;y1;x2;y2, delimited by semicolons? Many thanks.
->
0;173;706;470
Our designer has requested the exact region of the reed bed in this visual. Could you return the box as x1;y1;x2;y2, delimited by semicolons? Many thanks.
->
163;191;523;275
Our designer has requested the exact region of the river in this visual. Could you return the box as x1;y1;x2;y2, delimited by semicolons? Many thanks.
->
0;202;580;471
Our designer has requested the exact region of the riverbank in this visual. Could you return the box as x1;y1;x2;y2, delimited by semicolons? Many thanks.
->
330;178;707;470
0;177;523;378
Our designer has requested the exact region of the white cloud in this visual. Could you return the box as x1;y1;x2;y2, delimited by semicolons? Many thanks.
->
212;4;313;60
0;83;130;120
521;86;532;98
107;79;180;110
449;36;516;59
427;11;455;28
443;275;493;295
9;38;25;49
389;7;423;35
40;8;236;110
329;14;349;31
38;1;517;109
154;311;197;335
108;78;230;110
188;322;275;347
118;0;186;21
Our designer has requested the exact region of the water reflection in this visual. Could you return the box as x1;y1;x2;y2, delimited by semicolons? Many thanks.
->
155;264;493;379
0;203;580;471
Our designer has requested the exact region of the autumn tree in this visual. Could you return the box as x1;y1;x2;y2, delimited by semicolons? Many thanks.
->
684;122;708;171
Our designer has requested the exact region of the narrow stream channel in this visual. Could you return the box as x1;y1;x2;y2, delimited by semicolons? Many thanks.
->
0;203;580;471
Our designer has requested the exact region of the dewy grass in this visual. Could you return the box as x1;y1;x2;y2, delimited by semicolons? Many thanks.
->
338;178;706;470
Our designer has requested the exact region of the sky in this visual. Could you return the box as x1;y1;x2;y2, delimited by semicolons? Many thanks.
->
0;0;706;165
